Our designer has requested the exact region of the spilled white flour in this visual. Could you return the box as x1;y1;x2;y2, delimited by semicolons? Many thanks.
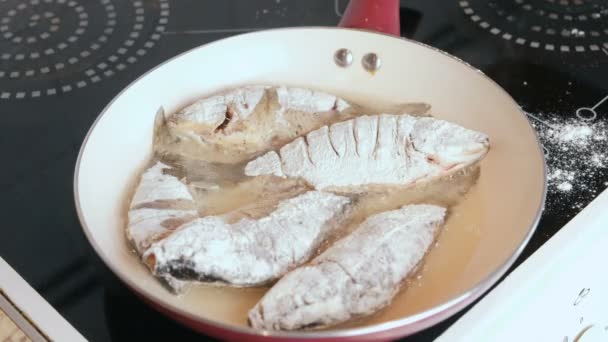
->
528;113;608;211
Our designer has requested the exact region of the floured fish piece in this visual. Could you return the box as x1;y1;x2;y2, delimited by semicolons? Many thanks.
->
143;191;352;291
248;204;446;331
154;85;359;164
245;114;489;192
127;161;197;255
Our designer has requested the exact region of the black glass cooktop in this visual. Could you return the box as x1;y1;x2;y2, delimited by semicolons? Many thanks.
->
1;0;607;341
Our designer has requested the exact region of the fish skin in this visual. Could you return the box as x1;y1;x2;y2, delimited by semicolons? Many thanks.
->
245;114;489;192
248;204;446;331
143;191;352;289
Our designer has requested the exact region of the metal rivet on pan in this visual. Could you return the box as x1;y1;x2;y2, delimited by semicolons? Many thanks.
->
334;48;353;67
362;53;381;73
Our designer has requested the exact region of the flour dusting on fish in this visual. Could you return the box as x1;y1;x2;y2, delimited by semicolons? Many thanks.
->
248;204;446;331
143;191;352;290
154;85;361;164
127;161;197;254
245;114;489;191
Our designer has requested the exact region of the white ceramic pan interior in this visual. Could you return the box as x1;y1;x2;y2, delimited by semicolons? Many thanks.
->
74;28;546;338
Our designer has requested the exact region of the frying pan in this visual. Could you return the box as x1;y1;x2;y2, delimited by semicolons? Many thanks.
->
74;1;546;341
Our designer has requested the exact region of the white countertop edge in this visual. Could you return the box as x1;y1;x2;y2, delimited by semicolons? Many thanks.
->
436;187;608;341
0;257;86;342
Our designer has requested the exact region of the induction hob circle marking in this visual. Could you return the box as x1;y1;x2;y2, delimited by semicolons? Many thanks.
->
545;0;585;5
334;0;344;17
459;0;608;53
0;0;169;99
576;95;608;121
0;0;91;59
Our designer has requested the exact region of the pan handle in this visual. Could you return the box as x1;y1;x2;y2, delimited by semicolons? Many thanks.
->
338;0;400;36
